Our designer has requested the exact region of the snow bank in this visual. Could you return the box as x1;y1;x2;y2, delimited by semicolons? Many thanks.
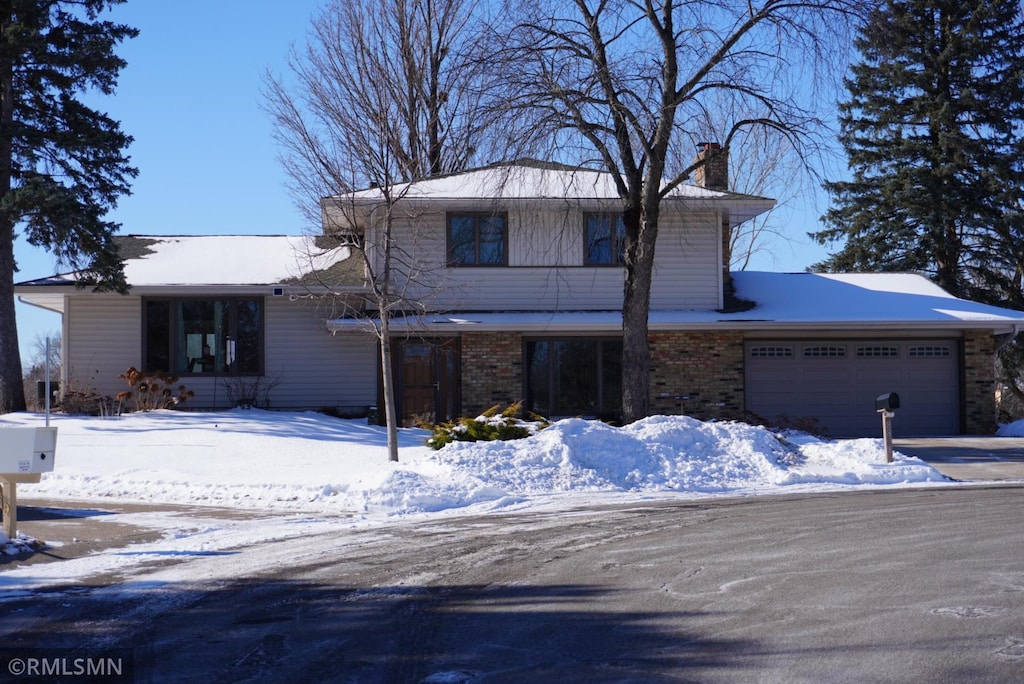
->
996;420;1024;437
0;410;949;524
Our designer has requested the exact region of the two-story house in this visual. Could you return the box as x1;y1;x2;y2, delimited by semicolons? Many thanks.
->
15;157;1024;436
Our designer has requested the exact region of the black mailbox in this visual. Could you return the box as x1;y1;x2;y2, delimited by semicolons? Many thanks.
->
875;392;900;412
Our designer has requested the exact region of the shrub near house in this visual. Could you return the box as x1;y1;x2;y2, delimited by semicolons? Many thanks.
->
117;367;194;412
426;403;549;450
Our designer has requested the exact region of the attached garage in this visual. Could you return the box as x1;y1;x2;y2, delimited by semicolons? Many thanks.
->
745;338;961;437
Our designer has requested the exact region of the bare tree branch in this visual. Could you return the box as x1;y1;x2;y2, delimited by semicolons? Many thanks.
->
494;0;868;421
263;0;500;460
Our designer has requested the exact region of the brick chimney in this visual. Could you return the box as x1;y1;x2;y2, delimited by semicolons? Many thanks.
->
694;142;728;191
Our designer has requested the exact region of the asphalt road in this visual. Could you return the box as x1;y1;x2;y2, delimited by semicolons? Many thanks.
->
2;486;1023;683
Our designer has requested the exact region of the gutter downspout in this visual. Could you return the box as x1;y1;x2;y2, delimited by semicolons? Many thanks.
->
996;324;1021;352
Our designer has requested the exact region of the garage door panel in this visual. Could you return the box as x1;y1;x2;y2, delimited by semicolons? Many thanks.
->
751;368;800;384
905;367;956;383
801;368;852;383
746;339;960;437
902;391;955;411
802;392;854;407
854;366;904;383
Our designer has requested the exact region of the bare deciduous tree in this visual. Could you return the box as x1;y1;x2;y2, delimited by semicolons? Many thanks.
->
726;125;807;272
264;0;497;460
21;332;61;410
497;0;864;422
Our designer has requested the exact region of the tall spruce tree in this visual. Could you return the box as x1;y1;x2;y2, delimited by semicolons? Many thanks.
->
0;1;137;412
813;0;1024;301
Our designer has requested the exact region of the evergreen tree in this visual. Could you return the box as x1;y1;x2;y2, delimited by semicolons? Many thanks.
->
0;1;136;412
813;0;1024;301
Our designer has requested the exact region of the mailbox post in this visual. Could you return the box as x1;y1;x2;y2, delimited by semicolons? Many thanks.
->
0;427;57;539
875;393;899;463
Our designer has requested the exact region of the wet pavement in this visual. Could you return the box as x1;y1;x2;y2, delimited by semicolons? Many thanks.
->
895;437;1024;481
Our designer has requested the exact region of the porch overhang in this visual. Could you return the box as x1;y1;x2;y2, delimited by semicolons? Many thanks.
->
325;310;1024;336
325;272;1024;337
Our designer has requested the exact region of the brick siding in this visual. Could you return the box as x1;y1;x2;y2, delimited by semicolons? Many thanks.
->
963;330;996;434
648;331;745;420
460;332;523;415
459;330;745;421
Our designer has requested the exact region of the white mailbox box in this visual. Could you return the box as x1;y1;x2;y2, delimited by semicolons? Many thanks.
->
0;426;57;475
1;426;57;539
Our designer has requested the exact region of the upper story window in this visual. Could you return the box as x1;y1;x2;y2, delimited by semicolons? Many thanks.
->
144;298;264;376
585;213;626;266
447;212;507;266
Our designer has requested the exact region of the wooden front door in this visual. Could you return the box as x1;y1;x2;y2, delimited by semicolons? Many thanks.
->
393;338;460;426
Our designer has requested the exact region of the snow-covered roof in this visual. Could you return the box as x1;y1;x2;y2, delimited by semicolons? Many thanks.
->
18;235;362;288
328;271;1024;334
19;233;1024;334
15;235;364;313
340;161;740;201
728;272;1023;325
122;234;360;286
327;160;775;225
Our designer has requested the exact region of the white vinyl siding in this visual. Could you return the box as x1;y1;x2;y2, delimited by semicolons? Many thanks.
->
64;295;141;398
263;297;377;410
63;294;378;411
649;215;720;309
379;206;722;311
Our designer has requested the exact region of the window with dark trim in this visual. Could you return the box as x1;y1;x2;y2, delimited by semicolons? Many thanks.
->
143;298;264;375
909;345;951;357
446;212;508;266
803;345;846;358
856;346;899;358
749;346;794;358
584;213;626;265
524;337;622;419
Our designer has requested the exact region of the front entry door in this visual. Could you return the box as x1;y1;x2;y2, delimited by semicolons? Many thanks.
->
393;338;460;426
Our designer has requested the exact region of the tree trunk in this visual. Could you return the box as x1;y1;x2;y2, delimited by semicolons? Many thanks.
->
378;315;400;462
620;205;657;423
0;228;25;413
0;34;25;413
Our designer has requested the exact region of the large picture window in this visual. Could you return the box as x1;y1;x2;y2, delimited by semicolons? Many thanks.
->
585;213;626;266
144;298;263;375
524;338;622;419
447;212;507;266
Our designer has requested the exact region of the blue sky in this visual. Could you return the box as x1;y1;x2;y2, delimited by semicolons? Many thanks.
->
14;0;832;365
15;0;323;362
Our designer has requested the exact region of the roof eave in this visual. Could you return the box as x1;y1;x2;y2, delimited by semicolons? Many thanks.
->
326;314;1023;335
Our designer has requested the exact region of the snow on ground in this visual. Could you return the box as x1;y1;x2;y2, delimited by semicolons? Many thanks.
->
996;419;1024;437
2;409;949;515
0;409;953;589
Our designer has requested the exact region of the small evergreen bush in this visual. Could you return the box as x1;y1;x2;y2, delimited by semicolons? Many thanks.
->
425;402;549;450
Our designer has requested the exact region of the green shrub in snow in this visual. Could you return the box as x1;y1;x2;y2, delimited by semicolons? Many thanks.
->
424;402;550;450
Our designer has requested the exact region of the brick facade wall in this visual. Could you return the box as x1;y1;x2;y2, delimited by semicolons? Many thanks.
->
459;330;745;422
648;331;745;420
457;329;995;433
460;332;523;415
963;330;996;434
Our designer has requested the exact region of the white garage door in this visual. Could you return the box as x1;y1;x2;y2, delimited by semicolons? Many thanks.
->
745;339;960;437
